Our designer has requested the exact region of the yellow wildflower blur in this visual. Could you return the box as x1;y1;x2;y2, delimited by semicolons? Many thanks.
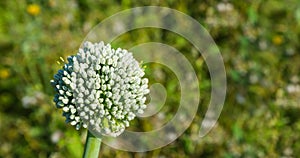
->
272;35;283;45
27;4;41;16
0;68;10;79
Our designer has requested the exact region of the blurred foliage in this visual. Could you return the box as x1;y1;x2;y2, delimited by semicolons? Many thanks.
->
1;0;300;157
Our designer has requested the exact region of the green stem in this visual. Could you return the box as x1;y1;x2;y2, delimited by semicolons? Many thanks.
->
83;130;102;158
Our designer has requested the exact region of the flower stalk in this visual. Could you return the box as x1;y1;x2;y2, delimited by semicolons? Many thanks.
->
83;130;102;158
51;41;150;156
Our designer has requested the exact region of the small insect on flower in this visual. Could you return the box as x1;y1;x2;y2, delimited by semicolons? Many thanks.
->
27;4;41;16
51;41;149;137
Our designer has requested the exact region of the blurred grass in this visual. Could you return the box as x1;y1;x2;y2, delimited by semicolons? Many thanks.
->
1;0;300;157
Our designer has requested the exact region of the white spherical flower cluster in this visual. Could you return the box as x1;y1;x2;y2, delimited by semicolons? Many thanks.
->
51;41;149;137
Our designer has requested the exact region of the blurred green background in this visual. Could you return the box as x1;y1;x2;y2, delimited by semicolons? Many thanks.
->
1;0;300;157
